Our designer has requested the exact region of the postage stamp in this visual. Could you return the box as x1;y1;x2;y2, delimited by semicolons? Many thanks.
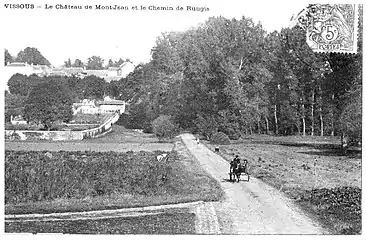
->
291;4;360;54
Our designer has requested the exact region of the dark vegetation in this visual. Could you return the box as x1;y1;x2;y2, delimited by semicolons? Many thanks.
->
5;15;362;145
5;47;50;66
5;143;224;214
297;187;361;235
5;150;176;204
210;132;231;145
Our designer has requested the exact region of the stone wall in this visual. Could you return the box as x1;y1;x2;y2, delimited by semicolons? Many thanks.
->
5;113;120;141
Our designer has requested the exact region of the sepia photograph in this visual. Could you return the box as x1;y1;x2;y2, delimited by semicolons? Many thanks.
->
2;0;363;236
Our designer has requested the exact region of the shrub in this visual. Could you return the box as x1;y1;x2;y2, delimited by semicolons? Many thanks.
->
143;125;153;133
152;115;178;141
194;114;218;140
210;132;231;145
223;128;241;140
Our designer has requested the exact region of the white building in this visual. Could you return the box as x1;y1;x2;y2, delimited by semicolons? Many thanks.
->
72;97;125;115
10;115;27;125
72;99;100;114
97;96;126;114
119;62;135;78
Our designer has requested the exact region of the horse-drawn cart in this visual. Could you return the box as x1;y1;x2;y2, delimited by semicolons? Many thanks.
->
229;161;249;182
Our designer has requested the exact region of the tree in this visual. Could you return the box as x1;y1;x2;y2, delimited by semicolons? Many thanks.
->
16;47;51;66
72;59;84;68
107;59;114;68
64;58;72;68
24;80;73;130
5;49;13;65
81;76;106;99
7;74;29;96
5;93;26;122
152;115;178;141
87;56;104;70
339;86;361;146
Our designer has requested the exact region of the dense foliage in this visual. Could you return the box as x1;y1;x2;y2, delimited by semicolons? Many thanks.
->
23;81;73;129
4;49;13;65
5;15;362;146
7;74;111;101
5;150;175;204
152;115;178;141
113;16;362;146
298;187;361;234
210;132;231;145
15;47;51;66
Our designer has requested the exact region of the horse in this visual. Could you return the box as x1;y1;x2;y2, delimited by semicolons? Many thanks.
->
230;160;248;182
230;161;243;182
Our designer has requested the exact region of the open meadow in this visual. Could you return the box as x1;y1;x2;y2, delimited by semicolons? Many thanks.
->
206;134;362;234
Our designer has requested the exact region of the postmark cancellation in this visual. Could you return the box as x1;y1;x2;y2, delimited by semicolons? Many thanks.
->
291;4;361;54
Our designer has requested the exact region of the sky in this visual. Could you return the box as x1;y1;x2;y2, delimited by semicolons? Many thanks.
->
1;0;361;67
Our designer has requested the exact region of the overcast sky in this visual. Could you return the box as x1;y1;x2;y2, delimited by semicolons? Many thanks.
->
1;0;360;67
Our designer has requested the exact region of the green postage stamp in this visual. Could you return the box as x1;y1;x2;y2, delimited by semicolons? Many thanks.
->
291;4;361;54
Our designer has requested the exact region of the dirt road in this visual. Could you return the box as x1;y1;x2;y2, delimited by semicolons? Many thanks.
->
181;133;326;234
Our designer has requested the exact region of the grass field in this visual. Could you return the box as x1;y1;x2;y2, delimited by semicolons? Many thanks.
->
5;137;223;215
206;134;361;234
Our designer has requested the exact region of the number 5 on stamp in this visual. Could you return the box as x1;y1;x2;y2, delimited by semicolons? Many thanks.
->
292;4;361;54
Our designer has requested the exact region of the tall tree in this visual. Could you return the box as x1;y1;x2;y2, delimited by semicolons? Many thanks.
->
87;56;104;70
5;93;26;122
24;80;73;129
72;59;84;68
7;74;29;96
64;58;72;68
81;76;106;99
16;47;51;66
5;49;13;65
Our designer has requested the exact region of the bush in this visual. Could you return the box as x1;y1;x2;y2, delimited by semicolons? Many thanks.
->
223;128;241;140
210;132;231;145
152;115;178;141
143;125;154;133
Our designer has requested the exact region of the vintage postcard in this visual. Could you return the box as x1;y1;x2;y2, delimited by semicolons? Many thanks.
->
2;0;363;237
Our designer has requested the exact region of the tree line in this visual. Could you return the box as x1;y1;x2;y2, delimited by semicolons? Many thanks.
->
63;56;131;70
114;16;362;144
5;74;118;127
5;47;51;66
5;47;131;70
5;15;362;145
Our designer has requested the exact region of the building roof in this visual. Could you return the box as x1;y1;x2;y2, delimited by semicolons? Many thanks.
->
108;67;119;71
97;100;125;105
85;70;108;77
64;67;84;74
6;62;29;67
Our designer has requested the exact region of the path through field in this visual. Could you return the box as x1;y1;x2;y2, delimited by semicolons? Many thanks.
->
181;133;326;234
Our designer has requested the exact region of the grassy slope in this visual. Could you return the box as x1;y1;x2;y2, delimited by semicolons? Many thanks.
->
206;134;361;234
